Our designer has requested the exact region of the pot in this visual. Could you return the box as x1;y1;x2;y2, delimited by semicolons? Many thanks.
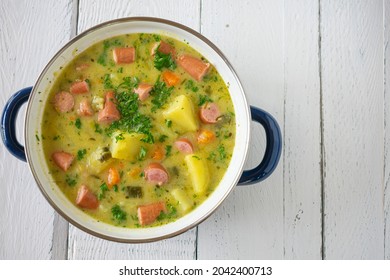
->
1;17;281;242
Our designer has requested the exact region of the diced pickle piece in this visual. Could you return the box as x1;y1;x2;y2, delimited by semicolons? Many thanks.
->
184;154;209;195
124;186;143;198
171;188;192;212
87;146;112;173
162;95;198;133
111;132;143;161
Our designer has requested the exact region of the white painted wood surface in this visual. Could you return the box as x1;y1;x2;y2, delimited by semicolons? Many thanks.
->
0;0;389;259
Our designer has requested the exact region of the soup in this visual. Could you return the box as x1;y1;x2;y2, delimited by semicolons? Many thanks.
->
41;33;235;228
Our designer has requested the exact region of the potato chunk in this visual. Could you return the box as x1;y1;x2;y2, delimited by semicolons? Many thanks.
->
111;132;143;161
171;188;192;212
163;95;198;133
184;154;209;195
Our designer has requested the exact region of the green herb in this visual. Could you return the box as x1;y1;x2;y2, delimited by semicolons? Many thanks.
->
158;135;168;143
98;183;109;200
157;204;177;221
65;174;77;187
192;155;201;160
165;145;172;157
138;146;147;161
77;149;87;161
113;185;118;192
207;151;216;162
75;118;81;129
153;34;161;42
154;186;164;197
103;73;114;89
140;171;145;178
97;39;122;66
185;80;199;92
165;119;172;128
117;67;123;73
94;123;103;134
35;134;40;141
198;94;213;106
85;79;91;87
115;133;124;142
111;204;127;222
218;144;227;160
153;50;176;70
53;135;60;141
150;77;173;112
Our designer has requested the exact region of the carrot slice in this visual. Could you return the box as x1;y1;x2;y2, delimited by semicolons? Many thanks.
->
107;167;120;187
197;129;216;144
152;145;165;160
162;70;180;86
128;167;141;178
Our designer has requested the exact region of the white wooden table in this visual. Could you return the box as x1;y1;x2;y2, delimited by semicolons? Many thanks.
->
1;0;389;260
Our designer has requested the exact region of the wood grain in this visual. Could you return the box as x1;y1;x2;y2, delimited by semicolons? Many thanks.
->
0;0;73;259
198;0;285;259
67;0;201;260
321;0;384;259
384;0;390;260
283;0;322;259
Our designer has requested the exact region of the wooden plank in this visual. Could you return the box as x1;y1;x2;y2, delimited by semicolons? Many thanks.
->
198;0;285;259
321;0;384;259
0;0;73;259
68;0;200;260
283;0;322;259
384;0;390;261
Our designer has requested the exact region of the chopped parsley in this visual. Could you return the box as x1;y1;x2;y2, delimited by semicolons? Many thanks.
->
165;119;172;128
77;149;87;160
111;204;127;222
158;135;168;143
150;77;174;112
198;94;213;106
185;80;199;92
94;123;103;134
154;50;176;70
138;146;147;161
165;145;172;157
75;118;81;129
157;204;177;221
98;183;109;200
65;174;77;187
218;144;227;160
103;73;114;89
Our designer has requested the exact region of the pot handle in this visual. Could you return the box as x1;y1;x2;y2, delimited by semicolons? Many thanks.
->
1;87;32;162
238;106;282;185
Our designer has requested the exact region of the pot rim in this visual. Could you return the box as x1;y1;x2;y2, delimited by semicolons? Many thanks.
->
24;17;250;243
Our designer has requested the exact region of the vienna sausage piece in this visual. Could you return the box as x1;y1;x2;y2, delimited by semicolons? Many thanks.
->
52;151;74;171
174;138;194;154
199;102;220;124
70;80;89;94
144;162;169;186
113;47;135;64
76;185;99;209
151;41;176;57
98;91;121;124
137;201;167;226
134;83;153;101
177;54;210;81
54;91;74;113
78;98;94;116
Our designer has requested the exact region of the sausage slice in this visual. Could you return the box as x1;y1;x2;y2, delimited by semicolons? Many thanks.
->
199;102;220;124
52;151;74;171
144;163;169;186
151;41;176;58
174;138;194;154
113;47;135;64
76;185;99;209
97;91;121;124
137;202;167;226
70;80;89;94
54;91;74;113
177;54;210;81
134;83;153;101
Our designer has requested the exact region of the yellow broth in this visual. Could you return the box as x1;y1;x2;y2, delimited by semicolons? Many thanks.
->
41;33;235;227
